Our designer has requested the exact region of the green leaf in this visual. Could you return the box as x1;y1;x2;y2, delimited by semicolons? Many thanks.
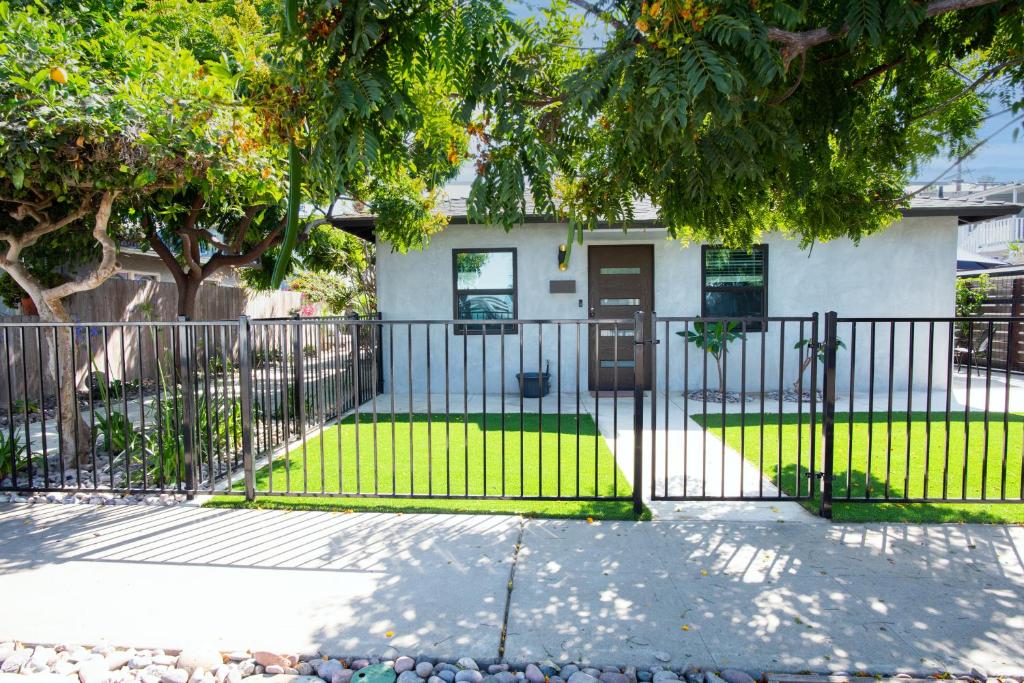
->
132;168;156;188
270;140;304;288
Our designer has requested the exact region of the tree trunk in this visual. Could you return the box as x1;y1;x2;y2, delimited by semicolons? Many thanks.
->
177;279;200;319
37;299;92;466
0;191;119;469
793;355;814;393
715;353;725;395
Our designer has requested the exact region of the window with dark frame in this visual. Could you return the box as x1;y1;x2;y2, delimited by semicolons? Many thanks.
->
453;248;517;334
701;245;767;331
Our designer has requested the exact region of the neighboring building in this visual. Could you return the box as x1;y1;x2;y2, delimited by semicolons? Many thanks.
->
948;182;1024;263
332;187;1020;394
116;241;242;287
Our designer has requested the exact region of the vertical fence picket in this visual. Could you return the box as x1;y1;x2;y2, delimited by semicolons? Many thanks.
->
820;311;838;519
177;317;196;498
631;311;645;516
238;316;255;501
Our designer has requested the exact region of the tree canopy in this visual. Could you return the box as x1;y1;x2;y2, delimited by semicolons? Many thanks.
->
265;0;514;283
0;0;279;462
468;0;1024;251
265;0;1021;272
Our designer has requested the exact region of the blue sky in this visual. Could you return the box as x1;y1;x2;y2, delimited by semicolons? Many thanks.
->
913;109;1022;184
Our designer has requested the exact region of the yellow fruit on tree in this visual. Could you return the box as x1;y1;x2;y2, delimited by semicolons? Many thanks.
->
49;67;68;84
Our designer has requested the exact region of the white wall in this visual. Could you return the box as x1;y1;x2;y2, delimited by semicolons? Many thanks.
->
375;217;957;395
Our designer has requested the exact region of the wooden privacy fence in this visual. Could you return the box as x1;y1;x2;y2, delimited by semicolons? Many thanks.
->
962;273;1024;372
0;278;303;404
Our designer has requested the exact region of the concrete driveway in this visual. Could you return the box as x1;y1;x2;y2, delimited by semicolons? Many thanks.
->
1;503;1023;675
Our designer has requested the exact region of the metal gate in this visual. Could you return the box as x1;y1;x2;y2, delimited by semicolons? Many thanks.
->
640;312;820;503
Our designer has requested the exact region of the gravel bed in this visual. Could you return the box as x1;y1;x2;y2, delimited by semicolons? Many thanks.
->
0;640;1001;683
761;389;824;402
684;390;756;404
684;390;825;404
0;491;187;506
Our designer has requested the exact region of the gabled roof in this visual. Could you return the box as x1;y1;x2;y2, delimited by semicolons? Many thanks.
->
330;184;1022;241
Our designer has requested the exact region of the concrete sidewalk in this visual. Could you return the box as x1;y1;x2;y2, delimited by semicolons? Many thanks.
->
1;503;1023;676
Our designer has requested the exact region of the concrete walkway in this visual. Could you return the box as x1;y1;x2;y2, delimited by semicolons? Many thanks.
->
1;503;1023;675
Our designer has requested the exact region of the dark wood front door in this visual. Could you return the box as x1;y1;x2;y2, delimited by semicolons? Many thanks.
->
588;245;654;391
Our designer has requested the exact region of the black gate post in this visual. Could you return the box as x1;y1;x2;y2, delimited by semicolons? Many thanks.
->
820;310;838;519
238;315;256;501
632;310;645;516
177;316;196;498
375;311;385;391
809;312;819;498
292;313;305;432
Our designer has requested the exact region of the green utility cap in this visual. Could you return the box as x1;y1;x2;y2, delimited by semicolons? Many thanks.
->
353;664;397;683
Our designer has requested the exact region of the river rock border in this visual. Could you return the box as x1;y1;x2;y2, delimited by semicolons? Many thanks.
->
0;492;188;506
0;641;1008;683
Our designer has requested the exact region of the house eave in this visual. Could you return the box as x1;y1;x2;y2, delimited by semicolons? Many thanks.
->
330;203;1023;241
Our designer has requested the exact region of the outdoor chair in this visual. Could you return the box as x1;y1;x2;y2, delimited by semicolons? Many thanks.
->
954;325;993;376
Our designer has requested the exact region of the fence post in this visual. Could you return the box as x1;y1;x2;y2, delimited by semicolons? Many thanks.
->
632;310;645;517
819;310;838;519
808;312;819;498
375;311;384;391
238;315;256;502
177;316;196;498
1010;278;1022;371
292;313;305;431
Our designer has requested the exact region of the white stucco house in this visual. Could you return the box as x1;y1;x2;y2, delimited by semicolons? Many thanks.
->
331;188;1020;396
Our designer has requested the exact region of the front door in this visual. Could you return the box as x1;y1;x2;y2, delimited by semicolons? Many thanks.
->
588;245;654;391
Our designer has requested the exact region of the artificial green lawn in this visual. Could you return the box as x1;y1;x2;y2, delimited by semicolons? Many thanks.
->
206;413;642;520
694;411;1024;523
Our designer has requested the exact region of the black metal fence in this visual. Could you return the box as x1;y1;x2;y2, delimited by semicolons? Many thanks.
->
244;318;636;504
0;315;638;507
646;315;820;502
2;312;1023;517
0;316;380;499
819;315;1024;514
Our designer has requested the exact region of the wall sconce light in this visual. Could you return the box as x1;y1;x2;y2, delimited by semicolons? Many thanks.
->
558;243;568;271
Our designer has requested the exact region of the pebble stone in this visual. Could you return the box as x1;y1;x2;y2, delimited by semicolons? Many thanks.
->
719;671;754;683
333;670;356;683
525;664;545;683
456;670;484;683
560;666;580;681
161;668;190;683
0;637;961;683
